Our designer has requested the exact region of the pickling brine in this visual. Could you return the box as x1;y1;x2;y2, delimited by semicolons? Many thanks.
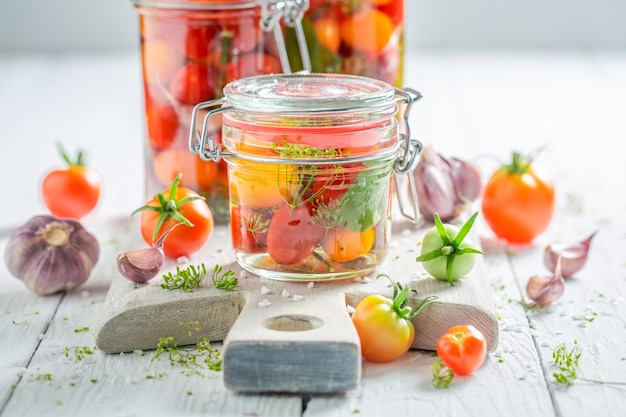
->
189;73;422;280
284;0;404;86
132;0;299;223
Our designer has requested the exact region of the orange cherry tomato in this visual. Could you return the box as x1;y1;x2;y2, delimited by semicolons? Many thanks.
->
136;174;213;258
229;160;294;208
351;277;437;363
352;293;414;363
322;226;375;262
436;325;487;376
153;149;219;192
312;16;341;53
42;146;101;220
340;8;393;53
481;152;555;244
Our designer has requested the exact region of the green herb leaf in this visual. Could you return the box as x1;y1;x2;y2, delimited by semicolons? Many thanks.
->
211;264;238;291
161;264;207;292
431;359;454;388
336;160;392;232
151;323;222;376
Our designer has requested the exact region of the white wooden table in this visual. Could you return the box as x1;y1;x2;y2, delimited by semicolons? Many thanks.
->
1;50;625;416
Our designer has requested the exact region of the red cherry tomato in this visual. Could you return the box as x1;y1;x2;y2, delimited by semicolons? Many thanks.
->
235;53;283;79
145;101;179;150
436;325;487;376
41;146;101;220
230;205;272;254
266;204;325;265
481;151;555;244
136;174;214;258
169;63;216;105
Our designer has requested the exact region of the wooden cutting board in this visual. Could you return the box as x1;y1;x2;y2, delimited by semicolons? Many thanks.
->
94;220;498;394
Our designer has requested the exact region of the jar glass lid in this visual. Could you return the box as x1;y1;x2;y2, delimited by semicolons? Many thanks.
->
223;73;396;113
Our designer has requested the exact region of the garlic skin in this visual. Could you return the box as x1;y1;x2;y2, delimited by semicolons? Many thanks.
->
413;145;482;222
4;215;99;295
526;256;565;307
116;222;181;283
117;247;163;283
544;232;596;278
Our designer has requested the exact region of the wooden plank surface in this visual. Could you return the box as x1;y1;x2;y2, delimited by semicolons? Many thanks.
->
1;51;625;416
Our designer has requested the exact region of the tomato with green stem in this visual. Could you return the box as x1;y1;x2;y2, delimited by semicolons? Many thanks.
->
415;212;483;285
134;173;213;259
481;150;555;244
41;144;101;220
351;275;438;363
436;325;487;376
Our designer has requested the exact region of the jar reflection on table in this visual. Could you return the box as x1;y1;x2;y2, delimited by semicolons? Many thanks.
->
284;0;404;87
133;1;285;223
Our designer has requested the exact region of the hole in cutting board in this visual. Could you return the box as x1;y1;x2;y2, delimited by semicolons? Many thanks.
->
263;314;324;331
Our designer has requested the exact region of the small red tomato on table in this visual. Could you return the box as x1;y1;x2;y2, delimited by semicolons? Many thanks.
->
41;144;101;220
431;324;488;388
133;173;214;259
481;150;555;245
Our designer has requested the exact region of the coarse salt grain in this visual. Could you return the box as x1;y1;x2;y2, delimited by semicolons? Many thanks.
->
345;305;355;314
307;282;315;289
176;256;189;264
258;299;272;308
239;270;248;279
81;290;90;298
261;286;272;295
292;295;304;301
281;289;290;298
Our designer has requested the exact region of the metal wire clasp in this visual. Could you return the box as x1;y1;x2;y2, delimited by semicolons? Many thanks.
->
260;0;311;74
393;87;424;223
188;98;233;163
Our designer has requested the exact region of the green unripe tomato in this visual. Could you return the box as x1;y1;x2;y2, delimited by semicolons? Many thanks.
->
417;213;482;283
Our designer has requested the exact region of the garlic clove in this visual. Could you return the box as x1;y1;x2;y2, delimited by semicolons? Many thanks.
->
447;156;482;203
526;256;565;307
413;145;482;222
115;222;182;283
414;146;457;220
544;231;596;278
117;247;164;283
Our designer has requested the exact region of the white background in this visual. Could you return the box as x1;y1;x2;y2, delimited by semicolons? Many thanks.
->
1;0;626;53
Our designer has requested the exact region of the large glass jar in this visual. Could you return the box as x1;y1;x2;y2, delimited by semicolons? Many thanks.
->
284;0;404;87
131;0;308;223
189;73;422;280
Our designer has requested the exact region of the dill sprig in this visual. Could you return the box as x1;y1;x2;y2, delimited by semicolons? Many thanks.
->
552;341;626;387
160;264;207;292
151;322;222;376
431;359;455;389
211;264;238;291
64;345;97;361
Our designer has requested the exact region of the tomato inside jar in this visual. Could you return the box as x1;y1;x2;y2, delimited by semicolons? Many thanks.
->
285;0;405;87
190;73;421;280
132;0;289;223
